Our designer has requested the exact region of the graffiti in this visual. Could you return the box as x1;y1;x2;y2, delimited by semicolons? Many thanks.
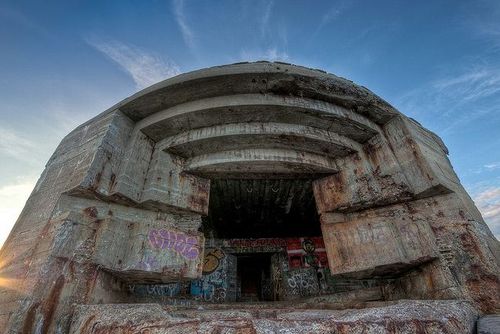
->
225;238;287;253
191;279;228;302
130;283;185;297
302;239;319;268
191;252;237;303
131;236;331;303
213;288;227;302
287;273;316;289
136;256;159;270
286;237;328;269
162;297;193;307
148;228;200;260
228;238;287;248
271;253;284;301
203;248;225;274
285;268;319;297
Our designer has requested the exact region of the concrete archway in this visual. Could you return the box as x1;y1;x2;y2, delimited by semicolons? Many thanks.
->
0;62;498;332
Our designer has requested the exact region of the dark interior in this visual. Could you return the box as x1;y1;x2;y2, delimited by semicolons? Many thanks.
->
237;253;272;301
202;179;321;238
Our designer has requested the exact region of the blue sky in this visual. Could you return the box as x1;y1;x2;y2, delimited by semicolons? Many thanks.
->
1;0;499;246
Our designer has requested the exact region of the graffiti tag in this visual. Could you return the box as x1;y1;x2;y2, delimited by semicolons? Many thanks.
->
148;229;200;260
203;248;225;274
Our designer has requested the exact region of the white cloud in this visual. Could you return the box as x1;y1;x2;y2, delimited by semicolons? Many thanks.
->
86;38;181;89
0;177;37;249
172;0;195;51
466;0;500;51
320;5;343;26
313;1;347;36
396;65;500;135
432;68;500;104
260;0;274;37
0;126;38;165
240;47;289;62
473;187;500;240
484;162;500;170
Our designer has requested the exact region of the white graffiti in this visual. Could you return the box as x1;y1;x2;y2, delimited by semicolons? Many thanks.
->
285;269;319;296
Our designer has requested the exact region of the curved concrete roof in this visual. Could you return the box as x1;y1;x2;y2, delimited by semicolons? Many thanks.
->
71;62;403;138
60;62;409;178
114;61;399;124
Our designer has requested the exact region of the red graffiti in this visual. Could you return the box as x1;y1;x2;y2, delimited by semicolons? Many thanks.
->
228;238;287;248
286;237;328;269
148;229;200;260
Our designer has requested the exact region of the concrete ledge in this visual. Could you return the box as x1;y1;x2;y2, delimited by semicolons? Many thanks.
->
69;300;478;333
185;148;339;178
137;94;379;142
159;122;361;159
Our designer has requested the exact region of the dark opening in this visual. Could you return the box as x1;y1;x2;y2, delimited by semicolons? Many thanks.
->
202;179;321;238
237;253;273;302
199;178;324;303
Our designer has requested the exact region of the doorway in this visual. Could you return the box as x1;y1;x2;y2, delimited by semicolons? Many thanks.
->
237;253;273;301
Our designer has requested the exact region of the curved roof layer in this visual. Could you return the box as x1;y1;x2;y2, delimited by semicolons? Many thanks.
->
61;62;414;179
104;61;399;125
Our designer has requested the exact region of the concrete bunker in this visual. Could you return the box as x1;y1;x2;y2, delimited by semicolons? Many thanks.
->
0;62;498;333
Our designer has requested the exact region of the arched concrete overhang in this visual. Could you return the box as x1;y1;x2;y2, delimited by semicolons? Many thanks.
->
114;62;399;123
109;62;396;180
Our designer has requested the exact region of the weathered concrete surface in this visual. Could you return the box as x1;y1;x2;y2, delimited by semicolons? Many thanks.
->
321;207;438;277
160;122;361;159
69;300;478;333
477;315;500;334
186;148;339;178
0;61;498;332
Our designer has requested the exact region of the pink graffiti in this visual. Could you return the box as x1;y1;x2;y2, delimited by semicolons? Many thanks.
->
148;229;200;260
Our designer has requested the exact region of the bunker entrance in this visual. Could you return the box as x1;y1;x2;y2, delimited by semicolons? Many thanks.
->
202;179;321;238
198;178;328;302
237;253;272;302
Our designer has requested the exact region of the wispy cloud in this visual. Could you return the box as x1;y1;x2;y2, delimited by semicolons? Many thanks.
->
86;38;180;89
313;1;348;36
172;0;196;51
395;0;500;137
473;187;500;240
484;162;500;171
467;162;500;175
0;126;38;165
432;68;500;104
260;0;274;37
396;65;500;135
465;0;500;52
239;47;289;62
235;1;289;64
319;5;343;28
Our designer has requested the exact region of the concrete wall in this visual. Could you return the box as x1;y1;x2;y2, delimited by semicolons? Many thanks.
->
315;115;500;312
0;110;207;332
